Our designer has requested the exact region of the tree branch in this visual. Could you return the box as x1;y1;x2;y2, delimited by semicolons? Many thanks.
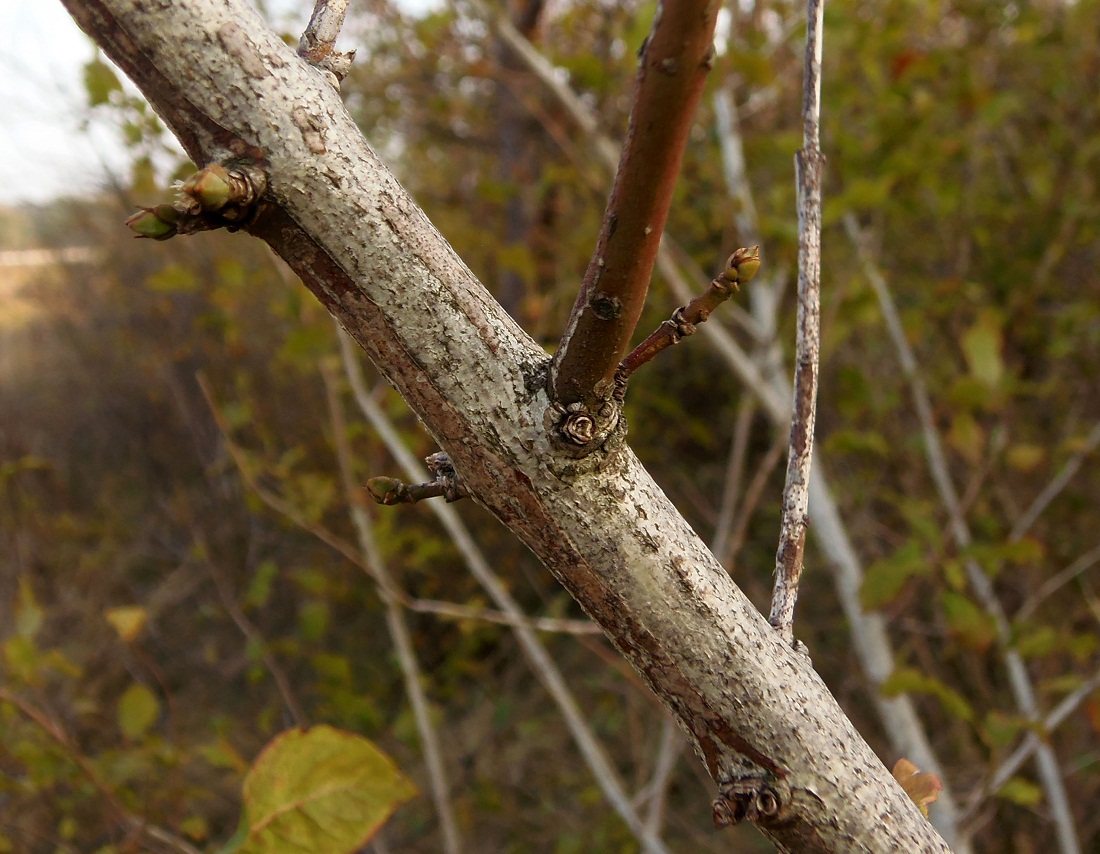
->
550;0;721;412
769;0;826;645
62;1;952;848
321;362;463;854
480;9;967;847
336;331;672;854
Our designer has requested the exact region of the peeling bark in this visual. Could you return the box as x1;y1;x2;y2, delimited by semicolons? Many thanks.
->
60;1;952;850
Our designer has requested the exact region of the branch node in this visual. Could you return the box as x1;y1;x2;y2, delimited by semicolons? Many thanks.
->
550;400;622;454
126;158;268;241
712;774;789;829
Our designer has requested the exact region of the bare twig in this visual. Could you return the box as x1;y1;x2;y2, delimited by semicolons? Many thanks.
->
337;330;671;854
639;716;684;837
0;689;203;854
550;0;722;410
321;362;463;854
769;0;826;645
406;598;602;635
961;663;1100;825
616;247;760;388
710;399;758;566
1014;542;1100;623
725;429;789;570
202;546;309;728
366;453;465;505
845;214;1081;852
1010;420;1100;541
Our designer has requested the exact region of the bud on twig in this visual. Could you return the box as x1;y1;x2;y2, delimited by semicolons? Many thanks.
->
125;204;179;240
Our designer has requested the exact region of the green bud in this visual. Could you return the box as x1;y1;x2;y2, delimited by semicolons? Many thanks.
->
724;245;762;284
182;163;232;211
365;477;403;505
125;206;178;240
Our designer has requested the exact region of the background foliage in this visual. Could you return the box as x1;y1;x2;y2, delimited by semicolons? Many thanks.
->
2;0;1099;850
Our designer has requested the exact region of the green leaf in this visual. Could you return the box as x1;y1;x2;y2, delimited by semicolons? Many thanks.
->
117;684;160;740
880;667;975;722
222;725;417;854
861;540;930;609
996;777;1043;807
83;59;122;107
961;309;1005;388
245;561;279;609
941;590;997;651
15;576;43;639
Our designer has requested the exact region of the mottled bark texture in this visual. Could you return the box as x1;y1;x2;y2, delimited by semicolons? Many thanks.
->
60;1;951;850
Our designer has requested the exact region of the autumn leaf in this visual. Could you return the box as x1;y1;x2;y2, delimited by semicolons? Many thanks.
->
892;758;943;817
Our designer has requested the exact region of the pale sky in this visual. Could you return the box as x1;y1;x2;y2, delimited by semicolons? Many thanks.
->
0;0;436;205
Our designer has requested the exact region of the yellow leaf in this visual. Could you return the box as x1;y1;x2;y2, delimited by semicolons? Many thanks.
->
104;606;148;643
234;725;417;854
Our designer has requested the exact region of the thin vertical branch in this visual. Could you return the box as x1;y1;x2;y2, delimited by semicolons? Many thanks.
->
769;0;826;644
845;214;1081;853
337;330;671;854
710;399;758;565
320;362;463;854
203;552;309;729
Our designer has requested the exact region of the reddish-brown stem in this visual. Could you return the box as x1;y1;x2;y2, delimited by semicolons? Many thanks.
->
550;0;721;409
616;246;761;389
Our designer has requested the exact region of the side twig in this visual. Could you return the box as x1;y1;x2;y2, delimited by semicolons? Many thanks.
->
298;0;355;82
366;452;466;505
769;0;826;645
490;16;967;847
615;246;760;390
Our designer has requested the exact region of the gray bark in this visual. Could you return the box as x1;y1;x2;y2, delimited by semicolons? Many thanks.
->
61;0;952;850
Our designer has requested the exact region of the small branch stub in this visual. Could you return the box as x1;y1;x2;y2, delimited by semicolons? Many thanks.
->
616;246;760;392
126;159;268;241
366;452;466;505
298;0;356;86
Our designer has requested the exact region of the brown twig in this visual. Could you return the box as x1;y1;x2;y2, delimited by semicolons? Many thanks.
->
550;0;722;412
365;453;465;505
200;545;309;728
768;0;826;645
615;247;760;391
